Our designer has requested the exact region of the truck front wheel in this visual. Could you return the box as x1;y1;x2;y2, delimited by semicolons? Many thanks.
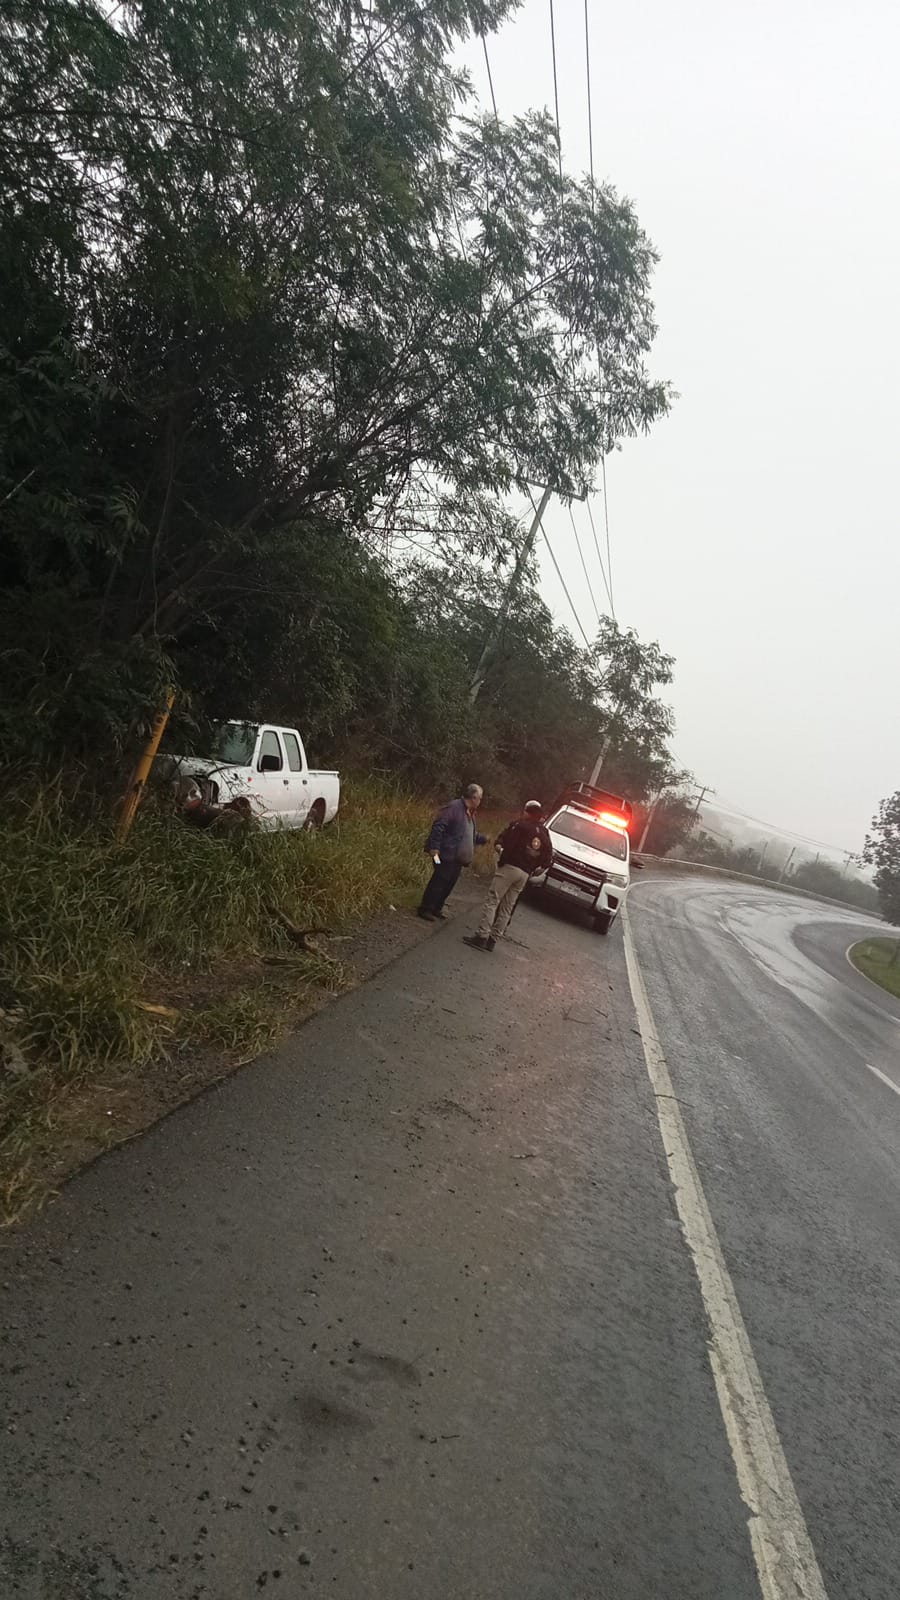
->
593;910;612;936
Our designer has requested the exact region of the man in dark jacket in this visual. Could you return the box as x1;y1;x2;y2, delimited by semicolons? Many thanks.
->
418;783;487;920
464;800;553;951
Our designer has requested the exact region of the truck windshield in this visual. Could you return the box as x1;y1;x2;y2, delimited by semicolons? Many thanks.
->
208;722;258;765
550;810;628;860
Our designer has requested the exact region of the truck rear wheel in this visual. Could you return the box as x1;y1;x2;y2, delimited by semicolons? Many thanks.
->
592;910;612;935
305;800;326;831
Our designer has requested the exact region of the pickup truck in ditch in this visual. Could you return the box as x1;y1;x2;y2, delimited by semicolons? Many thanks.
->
167;721;340;831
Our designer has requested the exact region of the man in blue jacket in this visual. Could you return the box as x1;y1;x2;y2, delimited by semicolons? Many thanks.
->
418;783;487;920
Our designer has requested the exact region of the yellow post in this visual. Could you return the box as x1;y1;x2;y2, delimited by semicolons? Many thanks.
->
116;689;175;842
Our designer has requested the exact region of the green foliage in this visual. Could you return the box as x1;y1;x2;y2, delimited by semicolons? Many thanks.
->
0;0;669;766
681;829;879;912
791;857;879;914
0;778;432;1207
849;938;900;999
863;792;900;925
635;793;697;857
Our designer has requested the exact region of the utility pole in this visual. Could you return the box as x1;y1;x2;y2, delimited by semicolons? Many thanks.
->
757;839;769;875
116;688;175;842
469;484;553;704
777;845;796;884
638;789;664;854
690;785;711;822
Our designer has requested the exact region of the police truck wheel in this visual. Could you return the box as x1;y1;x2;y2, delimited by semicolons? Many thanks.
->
593;911;612;935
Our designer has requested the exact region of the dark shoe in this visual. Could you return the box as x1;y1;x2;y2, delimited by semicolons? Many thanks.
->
486;936;496;952
463;935;489;951
417;907;436;921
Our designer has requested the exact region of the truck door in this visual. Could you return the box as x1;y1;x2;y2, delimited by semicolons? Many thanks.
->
253;727;291;827
280;730;308;827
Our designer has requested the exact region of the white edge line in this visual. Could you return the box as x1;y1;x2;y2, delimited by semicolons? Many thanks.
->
866;1062;900;1097
844;941;900;1028
622;902;829;1600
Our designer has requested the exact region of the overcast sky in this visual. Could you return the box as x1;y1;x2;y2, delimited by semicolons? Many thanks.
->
459;0;898;857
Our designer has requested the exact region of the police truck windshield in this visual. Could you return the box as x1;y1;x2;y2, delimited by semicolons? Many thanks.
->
550;809;628;860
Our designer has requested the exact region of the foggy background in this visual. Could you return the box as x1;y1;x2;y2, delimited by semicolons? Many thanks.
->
460;0;899;856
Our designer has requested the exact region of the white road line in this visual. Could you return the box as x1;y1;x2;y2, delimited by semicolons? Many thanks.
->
846;942;900;1025
622;905;829;1600
866;1062;900;1097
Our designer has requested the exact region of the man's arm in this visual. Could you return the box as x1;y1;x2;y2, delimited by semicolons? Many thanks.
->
425;801;456;856
537;828;554;872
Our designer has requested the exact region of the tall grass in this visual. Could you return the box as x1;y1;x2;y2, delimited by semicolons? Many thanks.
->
0;778;431;1099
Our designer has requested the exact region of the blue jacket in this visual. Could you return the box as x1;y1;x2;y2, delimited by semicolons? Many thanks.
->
425;798;487;864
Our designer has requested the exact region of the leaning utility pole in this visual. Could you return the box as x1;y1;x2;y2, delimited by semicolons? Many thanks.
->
690;784;712;822
638;789;663;853
469;485;553;705
588;693;626;786
777;845;796;884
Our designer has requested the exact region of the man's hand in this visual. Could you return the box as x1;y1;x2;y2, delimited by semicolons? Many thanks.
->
432;853;441;865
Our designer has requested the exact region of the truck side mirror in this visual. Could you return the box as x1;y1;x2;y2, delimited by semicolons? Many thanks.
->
259;752;282;773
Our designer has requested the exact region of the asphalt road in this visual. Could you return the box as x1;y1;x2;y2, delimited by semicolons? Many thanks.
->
1;872;899;1598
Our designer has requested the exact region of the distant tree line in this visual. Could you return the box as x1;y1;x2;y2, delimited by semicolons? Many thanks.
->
670;828;880;915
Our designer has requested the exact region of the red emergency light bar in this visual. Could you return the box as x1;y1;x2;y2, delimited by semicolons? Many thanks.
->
595;809;630;831
551;783;634;829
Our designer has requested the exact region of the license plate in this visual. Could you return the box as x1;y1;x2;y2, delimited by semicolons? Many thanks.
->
554;879;592;899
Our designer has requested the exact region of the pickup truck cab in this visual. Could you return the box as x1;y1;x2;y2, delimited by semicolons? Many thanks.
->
170;722;339;831
529;785;633;934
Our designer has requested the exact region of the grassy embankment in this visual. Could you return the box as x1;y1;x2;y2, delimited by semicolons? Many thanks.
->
0;781;481;1222
848;938;900;1001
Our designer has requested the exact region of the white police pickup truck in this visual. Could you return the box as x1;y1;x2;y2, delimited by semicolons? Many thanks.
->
168;721;340;831
529;783;636;934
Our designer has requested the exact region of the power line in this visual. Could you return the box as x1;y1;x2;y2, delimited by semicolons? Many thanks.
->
582;0;616;619
524;486;592;649
518;483;589;646
700;795;859;859
598;460;611;620
480;31;500;125
548;0;565;202
481;25;596;652
583;0;595;200
567;502;601;625
542;527;594;650
585;496;614;615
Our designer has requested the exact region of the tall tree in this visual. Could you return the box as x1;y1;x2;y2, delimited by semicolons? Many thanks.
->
863;793;900;924
0;0;669;763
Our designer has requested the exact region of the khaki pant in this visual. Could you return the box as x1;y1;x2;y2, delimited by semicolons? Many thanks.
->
477;862;529;941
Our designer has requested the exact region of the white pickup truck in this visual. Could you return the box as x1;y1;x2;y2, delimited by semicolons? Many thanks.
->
169;721;340;831
529;782;636;934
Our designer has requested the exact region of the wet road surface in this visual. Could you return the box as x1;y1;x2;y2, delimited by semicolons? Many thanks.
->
1;873;899;1597
629;875;900;1599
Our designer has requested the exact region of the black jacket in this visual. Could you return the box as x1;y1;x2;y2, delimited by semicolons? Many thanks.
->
496;817;553;875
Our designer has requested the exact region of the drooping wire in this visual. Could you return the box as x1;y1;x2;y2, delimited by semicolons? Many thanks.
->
583;0;617;620
549;0;565;201
601;456;614;615
567;502;601;625
525;486;593;649
481;31;500;125
585;497;614;615
542;527;594;650
583;0;595;205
